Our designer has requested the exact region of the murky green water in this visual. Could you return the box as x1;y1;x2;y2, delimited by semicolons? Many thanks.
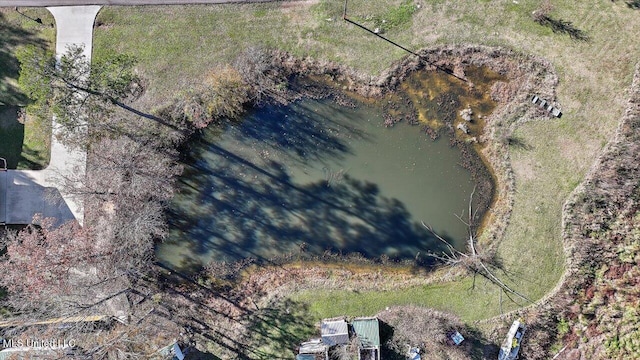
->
157;97;479;270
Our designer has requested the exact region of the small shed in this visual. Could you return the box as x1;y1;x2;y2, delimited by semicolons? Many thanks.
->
352;317;381;360
321;320;349;347
352;317;380;348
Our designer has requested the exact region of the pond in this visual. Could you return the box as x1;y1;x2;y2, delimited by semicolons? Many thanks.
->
157;68;500;271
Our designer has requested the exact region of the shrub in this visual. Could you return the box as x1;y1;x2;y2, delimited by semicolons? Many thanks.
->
158;65;249;129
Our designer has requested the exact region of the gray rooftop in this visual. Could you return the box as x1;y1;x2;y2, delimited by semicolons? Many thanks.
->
321;320;349;347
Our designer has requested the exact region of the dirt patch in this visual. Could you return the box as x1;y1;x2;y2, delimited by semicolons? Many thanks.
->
512;157;539;183
377;306;478;360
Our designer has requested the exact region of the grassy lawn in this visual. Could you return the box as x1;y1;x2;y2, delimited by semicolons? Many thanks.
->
294;277;511;322
93;1;416;103
0;8;54;169
93;0;640;338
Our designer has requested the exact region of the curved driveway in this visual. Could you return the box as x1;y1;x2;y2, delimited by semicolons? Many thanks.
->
1;6;99;226
1;0;291;226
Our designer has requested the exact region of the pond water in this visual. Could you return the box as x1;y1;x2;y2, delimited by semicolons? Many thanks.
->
157;96;482;271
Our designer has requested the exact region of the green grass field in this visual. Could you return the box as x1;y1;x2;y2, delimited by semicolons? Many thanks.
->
0;8;54;169
89;0;640;354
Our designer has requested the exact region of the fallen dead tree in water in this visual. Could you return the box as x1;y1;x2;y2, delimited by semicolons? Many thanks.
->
422;187;531;306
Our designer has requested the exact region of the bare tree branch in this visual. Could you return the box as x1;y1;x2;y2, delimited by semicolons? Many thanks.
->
422;186;532;304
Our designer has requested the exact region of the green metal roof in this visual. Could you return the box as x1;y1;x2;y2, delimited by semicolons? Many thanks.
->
352;317;380;348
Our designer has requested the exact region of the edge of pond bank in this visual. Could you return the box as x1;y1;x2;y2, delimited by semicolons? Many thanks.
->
160;44;564;359
472;63;640;358
185;42;559;299
271;43;559;263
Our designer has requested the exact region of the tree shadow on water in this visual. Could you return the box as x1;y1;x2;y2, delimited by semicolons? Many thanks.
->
163;101;453;271
235;99;373;165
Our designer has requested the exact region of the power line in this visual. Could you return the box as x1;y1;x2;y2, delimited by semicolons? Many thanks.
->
342;0;467;83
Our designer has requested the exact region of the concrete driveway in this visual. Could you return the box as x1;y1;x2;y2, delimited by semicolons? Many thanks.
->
1;6;99;226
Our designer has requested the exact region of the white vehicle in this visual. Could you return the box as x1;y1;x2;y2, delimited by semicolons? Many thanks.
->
498;319;526;360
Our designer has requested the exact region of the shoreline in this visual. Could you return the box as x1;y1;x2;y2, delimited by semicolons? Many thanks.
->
272;44;559;260
184;43;560;310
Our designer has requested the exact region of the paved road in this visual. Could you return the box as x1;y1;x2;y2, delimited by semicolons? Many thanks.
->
1;0;277;6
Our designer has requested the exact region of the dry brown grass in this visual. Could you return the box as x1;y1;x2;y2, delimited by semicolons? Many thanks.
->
378;305;473;360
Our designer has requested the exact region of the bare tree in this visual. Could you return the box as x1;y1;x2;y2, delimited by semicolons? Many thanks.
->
3;42;195;360
423;187;531;304
17;44;142;149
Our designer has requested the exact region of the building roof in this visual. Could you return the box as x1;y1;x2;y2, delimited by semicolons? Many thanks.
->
352;317;380;348
299;339;327;354
321;320;349;346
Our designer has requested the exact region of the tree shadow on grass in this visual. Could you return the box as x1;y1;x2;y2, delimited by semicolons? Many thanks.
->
463;326;500;360
244;299;316;359
537;16;590;42
185;349;223;360
627;0;640;9
0;106;24;168
0;106;48;170
506;135;533;151
0;12;47;106
162;100;453;271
